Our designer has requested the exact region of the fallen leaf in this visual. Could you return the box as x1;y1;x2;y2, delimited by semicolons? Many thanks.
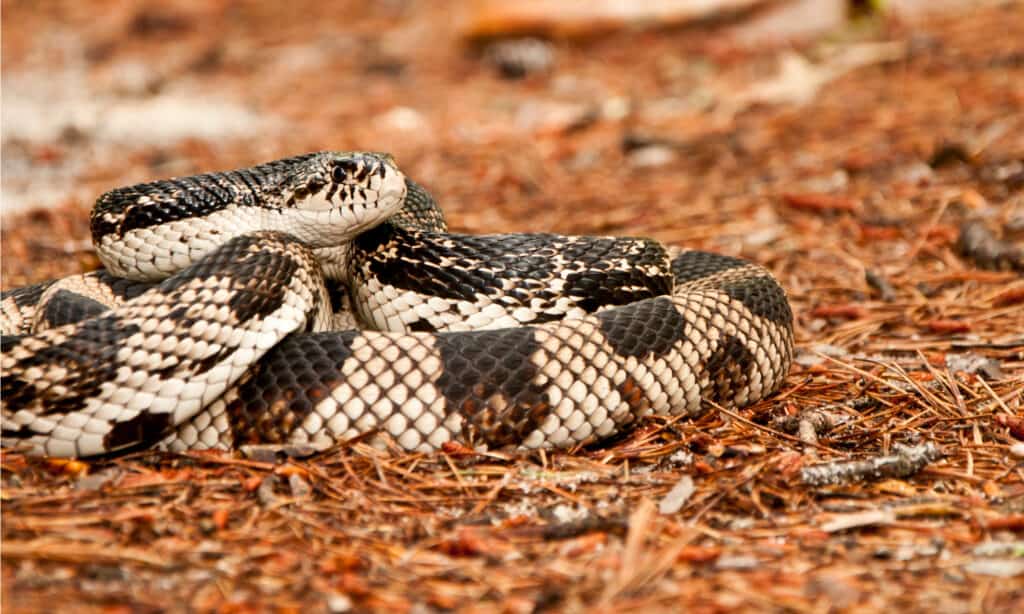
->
212;508;230;531
811;304;867;319
925;319;972;333
994;414;1024;440
782;192;860;213
44;458;90;477
676;545;722;563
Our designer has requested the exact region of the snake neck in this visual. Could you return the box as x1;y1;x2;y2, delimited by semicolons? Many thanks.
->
313;178;444;283
313;243;355;283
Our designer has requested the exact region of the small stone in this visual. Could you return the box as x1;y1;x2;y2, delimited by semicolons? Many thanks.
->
945;353;1004;380
377;106;428;133
963;558;1024;577
257;475;279;506
898;161;935;184
658;475;695;515
971;541;1024;557
485;38;554;79
550;504;589;523
668;450;694;466
289;473;312;499
326;592;353;612
74;467;120;491
601;97;630;120
628;145;676;168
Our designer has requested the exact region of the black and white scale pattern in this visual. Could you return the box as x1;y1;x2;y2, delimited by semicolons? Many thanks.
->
1;153;794;457
349;224;674;332
2;232;331;456
165;248;792;453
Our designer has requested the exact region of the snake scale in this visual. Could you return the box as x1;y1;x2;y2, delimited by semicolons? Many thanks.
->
1;152;794;458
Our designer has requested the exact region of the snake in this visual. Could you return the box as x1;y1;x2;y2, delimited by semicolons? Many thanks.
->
0;151;794;458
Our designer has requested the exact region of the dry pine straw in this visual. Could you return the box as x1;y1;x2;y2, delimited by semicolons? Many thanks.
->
3;2;1024;613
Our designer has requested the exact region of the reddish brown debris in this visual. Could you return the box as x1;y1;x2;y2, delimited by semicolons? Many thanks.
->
3;1;1024;612
925;319;973;334
781;192;861;213
810;304;868;319
994;414;1024;441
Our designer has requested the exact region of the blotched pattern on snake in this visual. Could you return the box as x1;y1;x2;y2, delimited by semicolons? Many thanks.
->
1;152;793;457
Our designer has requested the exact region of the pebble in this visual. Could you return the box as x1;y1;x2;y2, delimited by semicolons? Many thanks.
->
628;145;676;168
485;38;554;79
658;475;695;515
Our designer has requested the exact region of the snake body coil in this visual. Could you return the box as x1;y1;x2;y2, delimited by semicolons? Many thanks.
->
1;152;793;457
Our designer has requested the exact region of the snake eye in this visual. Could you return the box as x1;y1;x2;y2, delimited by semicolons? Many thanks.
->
331;159;361;183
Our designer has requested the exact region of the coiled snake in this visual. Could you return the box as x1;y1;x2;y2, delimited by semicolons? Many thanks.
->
1;152;794;457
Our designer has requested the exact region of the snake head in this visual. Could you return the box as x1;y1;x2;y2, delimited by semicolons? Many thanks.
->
288;151;405;212
281;151;408;245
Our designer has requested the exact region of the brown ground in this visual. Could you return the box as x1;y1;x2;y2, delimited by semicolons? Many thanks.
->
2;1;1023;612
